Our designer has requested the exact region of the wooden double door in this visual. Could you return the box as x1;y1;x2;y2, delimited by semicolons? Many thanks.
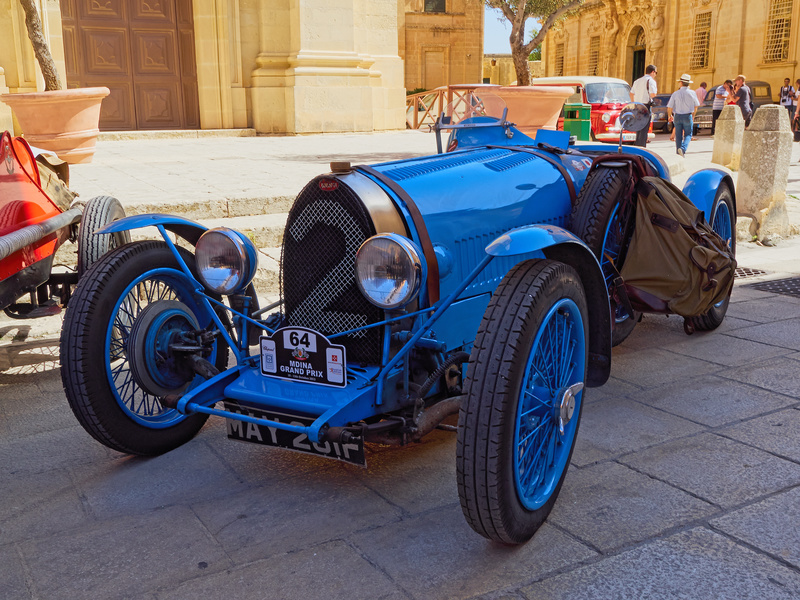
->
61;0;200;130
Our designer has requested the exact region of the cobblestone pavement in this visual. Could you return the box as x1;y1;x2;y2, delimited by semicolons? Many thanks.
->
2;131;800;599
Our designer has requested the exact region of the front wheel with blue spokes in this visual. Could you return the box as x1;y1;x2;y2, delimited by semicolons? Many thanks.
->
457;260;588;544
690;182;736;331
61;241;229;456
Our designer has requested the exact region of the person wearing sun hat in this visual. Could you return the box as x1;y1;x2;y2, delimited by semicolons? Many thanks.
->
667;73;700;156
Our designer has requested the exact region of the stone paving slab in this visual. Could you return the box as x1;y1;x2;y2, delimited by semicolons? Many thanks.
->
718;407;800;461
350;512;597;600
190;472;404;565
620;432;800;508
719;356;800;397
635;374;797;427
571;396;705;467
601;346;721;390
155;540;408;600
522;527;800;600
18;506;232;600
710;486;800;570
549;461;716;552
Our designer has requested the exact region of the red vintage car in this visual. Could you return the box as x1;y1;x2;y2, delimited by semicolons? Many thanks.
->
0;131;129;320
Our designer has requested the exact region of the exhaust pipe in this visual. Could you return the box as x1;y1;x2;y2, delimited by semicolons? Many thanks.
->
0;207;82;262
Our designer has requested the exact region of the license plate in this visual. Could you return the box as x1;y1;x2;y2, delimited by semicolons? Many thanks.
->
224;403;366;467
259;327;346;388
621;133;636;141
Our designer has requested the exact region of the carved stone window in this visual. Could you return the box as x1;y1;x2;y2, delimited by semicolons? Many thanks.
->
424;0;446;13
587;36;600;76
690;12;712;70
555;43;565;76
764;0;793;62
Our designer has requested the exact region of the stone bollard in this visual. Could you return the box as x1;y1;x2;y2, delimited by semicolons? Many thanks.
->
712;105;744;170
736;105;793;244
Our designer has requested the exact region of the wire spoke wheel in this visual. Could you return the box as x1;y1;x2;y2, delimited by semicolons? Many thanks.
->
571;165;638;346
107;273;204;427
515;298;585;511
690;182;736;330
458;260;588;544
61;241;229;455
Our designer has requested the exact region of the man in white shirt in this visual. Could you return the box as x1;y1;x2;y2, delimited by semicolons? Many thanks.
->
630;64;657;147
667;74;700;156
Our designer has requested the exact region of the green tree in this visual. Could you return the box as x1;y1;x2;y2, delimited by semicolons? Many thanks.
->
487;0;582;85
528;28;542;61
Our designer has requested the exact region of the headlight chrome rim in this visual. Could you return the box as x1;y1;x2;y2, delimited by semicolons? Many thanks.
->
356;233;424;310
195;227;258;295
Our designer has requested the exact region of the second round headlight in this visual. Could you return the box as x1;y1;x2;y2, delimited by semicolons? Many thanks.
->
355;234;423;309
195;227;258;295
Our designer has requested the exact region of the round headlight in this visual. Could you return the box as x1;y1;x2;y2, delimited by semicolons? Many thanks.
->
356;234;423;309
195;228;258;295
601;113;612;123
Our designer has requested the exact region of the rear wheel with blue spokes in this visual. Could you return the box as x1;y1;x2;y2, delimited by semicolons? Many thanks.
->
690;182;736;331
457;260;588;544
571;165;638;346
61;241;229;455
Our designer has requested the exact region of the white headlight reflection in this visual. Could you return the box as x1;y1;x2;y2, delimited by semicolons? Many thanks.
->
356;234;423;309
196;228;257;295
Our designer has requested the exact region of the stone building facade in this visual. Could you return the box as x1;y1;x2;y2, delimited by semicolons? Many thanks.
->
400;0;484;91
541;0;800;97
1;0;406;134
482;55;543;85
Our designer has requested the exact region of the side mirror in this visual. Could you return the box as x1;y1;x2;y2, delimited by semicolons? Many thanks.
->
619;103;651;132
616;102;651;152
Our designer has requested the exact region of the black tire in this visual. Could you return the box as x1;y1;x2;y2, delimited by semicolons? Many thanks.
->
457;260;589;544
690;182;736;331
77;195;131;274
570;165;638;346
61;241;229;455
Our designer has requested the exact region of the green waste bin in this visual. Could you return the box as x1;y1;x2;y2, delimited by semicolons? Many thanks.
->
563;103;592;141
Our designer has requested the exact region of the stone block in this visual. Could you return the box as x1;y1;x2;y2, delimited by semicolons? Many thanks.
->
522;528;800;600
737;105;793;244
549;462;715;552
711;486;800;569
712;104;744;170
0;68;14;134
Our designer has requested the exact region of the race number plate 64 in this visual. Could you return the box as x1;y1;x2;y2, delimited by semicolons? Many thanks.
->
260;327;347;388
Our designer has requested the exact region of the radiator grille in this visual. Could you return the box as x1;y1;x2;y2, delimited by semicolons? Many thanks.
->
281;177;382;364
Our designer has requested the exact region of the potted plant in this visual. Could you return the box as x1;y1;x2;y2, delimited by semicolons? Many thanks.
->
0;0;109;163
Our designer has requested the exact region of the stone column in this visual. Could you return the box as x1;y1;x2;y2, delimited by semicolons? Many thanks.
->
711;105;744;170
736;105;793;244
0;68;14;132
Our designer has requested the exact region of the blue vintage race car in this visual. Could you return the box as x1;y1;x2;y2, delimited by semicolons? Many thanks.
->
60;94;735;545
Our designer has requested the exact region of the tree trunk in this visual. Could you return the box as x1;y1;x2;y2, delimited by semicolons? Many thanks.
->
512;47;531;86
19;0;62;91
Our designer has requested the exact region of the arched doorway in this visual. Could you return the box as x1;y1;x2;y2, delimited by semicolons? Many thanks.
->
627;27;646;83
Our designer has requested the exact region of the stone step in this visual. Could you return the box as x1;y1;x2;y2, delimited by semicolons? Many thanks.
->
199;213;288;249
122;194;294;222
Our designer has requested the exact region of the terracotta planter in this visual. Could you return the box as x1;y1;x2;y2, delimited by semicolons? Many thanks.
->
0;87;109;164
